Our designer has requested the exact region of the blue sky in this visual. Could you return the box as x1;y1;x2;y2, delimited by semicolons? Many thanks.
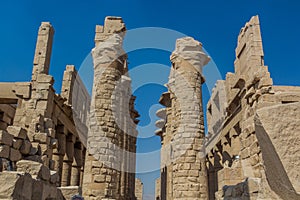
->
0;1;300;199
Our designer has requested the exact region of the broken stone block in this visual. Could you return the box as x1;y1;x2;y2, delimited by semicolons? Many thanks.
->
50;170;59;185
7;126;27;139
0;171;25;199
11;172;33;200
10;148;22;162
33;132;50;144
0;130;13;146
247;178;260;193
29;142;40;155
16;160;43;176
0;145;10;159
38;165;51;181
59;186;82;200
12;82;31;99
41;155;50;166
36;74;54;83
12;139;23;150
31;179;44;199
20;140;31;155
23;155;43;163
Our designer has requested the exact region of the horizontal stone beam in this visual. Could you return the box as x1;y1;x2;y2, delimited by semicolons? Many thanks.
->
0;83;17;100
0;82;31;104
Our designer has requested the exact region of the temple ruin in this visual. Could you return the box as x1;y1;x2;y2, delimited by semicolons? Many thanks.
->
0;17;140;200
0;15;299;200
155;15;300;200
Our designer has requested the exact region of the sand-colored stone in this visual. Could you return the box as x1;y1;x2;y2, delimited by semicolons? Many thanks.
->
1;14;300;200
204;15;300;200
135;178;143;200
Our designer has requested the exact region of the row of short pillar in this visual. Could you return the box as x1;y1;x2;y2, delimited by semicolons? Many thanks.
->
52;125;85;187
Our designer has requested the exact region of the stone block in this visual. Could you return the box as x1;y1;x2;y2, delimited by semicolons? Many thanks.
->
94;174;106;183
33;132;49;144
0;145;10;159
0;130;13;146
50;170;60;185
7;126;27;139
11;173;33;200
20;140;31;155
31;179;44;199
0;171;25;199
247;178;260;193
12;82;31;99
0;121;8;130
36;74;54;83
16;160;42;176
10;148;22;162
30;142;40;155
37;165;51;181
12;139;23;150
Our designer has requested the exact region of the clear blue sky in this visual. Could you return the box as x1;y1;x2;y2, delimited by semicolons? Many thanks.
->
0;1;300;199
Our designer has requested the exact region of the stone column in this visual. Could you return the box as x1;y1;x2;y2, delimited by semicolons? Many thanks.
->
168;37;210;200
119;75;128;199
61;133;75;186
31;22;54;78
129;96;139;199
53;125;66;185
71;141;83;186
82;17;127;199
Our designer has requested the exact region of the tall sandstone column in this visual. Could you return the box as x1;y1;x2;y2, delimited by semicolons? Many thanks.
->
82;17;138;200
168;37;210;200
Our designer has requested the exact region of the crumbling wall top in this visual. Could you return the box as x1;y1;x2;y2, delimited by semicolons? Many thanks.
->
95;16;126;46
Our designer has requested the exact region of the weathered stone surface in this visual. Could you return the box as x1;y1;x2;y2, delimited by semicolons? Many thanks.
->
256;102;300;198
60;186;82;200
83;16;138;200
0;145;10;159
7;126;27;139
12;139;23;150
38;165;51;181
16;160;43;176
0;171;24;199
50;170;60;184
10;148;22;162
204;15;300;200
1;14;300;200
158;36;210;199
20;140;31;155
0;130;13;146
135;178;143;200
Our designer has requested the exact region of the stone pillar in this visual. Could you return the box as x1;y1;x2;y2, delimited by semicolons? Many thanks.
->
71;141;83;186
119;76;128;199
32;22;54;79
53;125;66;185
82;16;127;199
12;22;56;168
61;133;75;186
129;96;139;199
168;37;210;200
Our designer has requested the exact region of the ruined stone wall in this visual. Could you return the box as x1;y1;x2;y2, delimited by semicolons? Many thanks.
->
0;17;139;200
205;16;300;200
0;22;89;199
0;105;15;131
